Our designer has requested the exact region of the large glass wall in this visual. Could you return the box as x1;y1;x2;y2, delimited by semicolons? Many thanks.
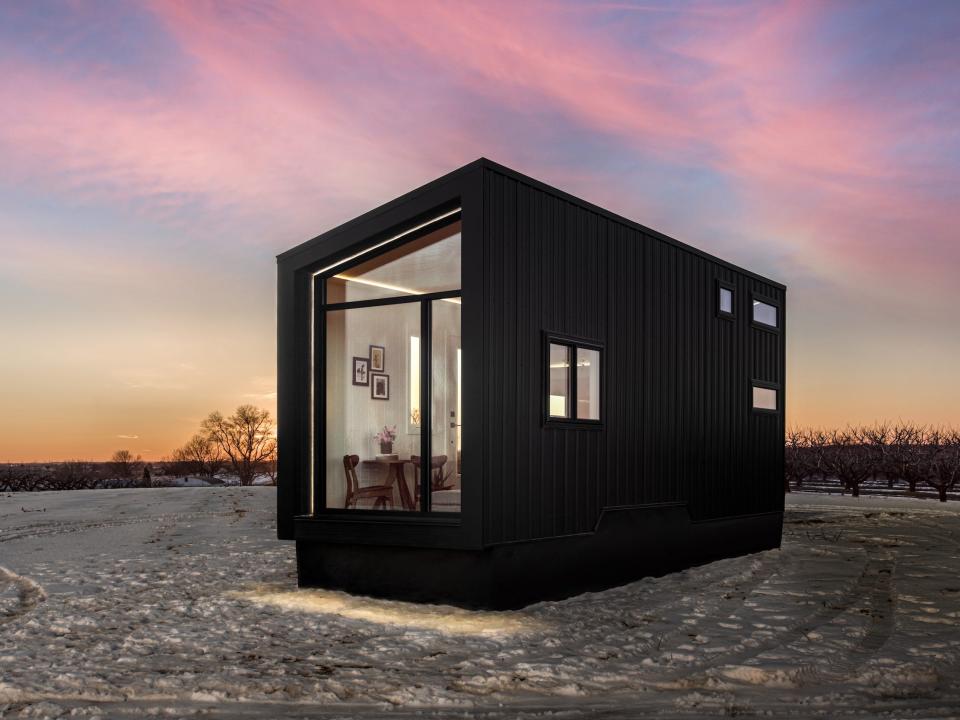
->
320;214;461;513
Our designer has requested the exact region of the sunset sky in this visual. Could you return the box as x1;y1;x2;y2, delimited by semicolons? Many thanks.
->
1;1;958;462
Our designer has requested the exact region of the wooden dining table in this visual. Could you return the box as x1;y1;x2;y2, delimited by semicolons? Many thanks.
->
360;457;416;510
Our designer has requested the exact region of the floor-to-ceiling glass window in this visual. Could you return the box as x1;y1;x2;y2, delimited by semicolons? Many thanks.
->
318;214;461;513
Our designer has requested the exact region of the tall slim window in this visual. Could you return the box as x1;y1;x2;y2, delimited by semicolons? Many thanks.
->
548;343;571;419
576;348;601;420
546;334;602;426
719;287;733;316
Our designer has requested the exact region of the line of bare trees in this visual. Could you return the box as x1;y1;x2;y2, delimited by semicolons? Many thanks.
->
1;406;276;493
0;455;153;492
786;423;960;502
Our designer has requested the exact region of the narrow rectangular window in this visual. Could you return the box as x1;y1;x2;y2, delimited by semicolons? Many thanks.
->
753;385;777;411
548;343;571;418
719;287;733;315
576;347;600;420
753;299;778;328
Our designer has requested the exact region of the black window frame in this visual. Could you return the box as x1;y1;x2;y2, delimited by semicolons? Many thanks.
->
717;279;736;320
315;210;463;517
751;379;780;415
543;331;604;430
751;292;780;333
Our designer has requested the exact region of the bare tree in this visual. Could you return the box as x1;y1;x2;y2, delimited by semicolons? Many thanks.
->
862;422;891;487
256;446;278;485
174;434;224;480
821;427;874;498
784;428;809;493
109;450;133;479
919;429;960;502
108;450;143;488
202;405;276;486
52;461;97;490
805;429;830;486
887;422;925;493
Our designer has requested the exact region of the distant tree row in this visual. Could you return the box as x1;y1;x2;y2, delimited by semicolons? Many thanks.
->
786;423;960;502
0;457;152;492
0;406;276;492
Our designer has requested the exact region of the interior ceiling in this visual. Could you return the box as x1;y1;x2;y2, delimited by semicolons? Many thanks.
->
337;222;461;295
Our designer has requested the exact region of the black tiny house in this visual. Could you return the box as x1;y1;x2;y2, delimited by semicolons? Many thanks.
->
277;159;785;609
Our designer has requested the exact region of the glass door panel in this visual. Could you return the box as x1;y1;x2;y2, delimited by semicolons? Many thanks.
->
325;303;420;511
430;299;461;512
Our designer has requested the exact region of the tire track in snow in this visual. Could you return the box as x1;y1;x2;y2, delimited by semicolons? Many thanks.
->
0;510;255;544
647;527;901;688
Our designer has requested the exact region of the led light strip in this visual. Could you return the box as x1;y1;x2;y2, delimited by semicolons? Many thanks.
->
308;277;315;513
333;275;462;304
312;207;461;278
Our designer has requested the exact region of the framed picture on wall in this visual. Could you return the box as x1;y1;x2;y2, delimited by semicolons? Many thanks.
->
369;345;385;371
371;372;389;400
352;357;369;386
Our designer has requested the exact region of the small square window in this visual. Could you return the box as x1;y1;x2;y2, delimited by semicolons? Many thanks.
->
719;287;733;315
753;385;777;411
753;299;778;328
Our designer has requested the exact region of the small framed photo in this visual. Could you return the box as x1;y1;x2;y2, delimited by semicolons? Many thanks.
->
369;345;385;371
370;372;389;400
352;357;369;386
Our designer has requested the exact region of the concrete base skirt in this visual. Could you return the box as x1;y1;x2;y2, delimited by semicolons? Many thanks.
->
296;506;783;610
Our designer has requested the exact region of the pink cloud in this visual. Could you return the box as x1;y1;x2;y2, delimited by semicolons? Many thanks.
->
1;0;956;294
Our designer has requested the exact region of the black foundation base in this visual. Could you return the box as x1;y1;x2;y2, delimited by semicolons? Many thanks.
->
295;506;783;610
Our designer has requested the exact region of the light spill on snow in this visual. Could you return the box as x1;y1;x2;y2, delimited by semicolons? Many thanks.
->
1;488;960;718
232;586;542;636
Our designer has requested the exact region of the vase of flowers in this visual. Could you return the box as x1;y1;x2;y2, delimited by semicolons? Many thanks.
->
375;425;397;455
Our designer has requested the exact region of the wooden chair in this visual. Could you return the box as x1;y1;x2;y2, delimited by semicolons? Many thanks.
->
410;455;451;504
343;454;393;510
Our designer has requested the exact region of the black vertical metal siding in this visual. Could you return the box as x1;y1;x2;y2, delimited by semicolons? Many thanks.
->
482;167;785;545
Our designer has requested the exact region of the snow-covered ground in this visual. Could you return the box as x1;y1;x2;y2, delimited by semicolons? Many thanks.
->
2;488;959;718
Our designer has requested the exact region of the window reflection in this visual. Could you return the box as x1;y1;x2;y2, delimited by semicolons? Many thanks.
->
576;348;600;421
753;299;777;327
548;343;571;418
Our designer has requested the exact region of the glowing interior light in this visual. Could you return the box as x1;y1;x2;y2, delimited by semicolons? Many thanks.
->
333;275;461;304
409;335;420;427
549;395;567;417
312;208;461;278
308;276;315;513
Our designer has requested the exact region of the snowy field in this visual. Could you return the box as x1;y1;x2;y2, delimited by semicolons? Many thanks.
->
2;489;960;718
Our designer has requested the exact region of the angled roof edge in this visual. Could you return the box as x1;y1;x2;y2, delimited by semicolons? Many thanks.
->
276;158;482;264
278;157;785;292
